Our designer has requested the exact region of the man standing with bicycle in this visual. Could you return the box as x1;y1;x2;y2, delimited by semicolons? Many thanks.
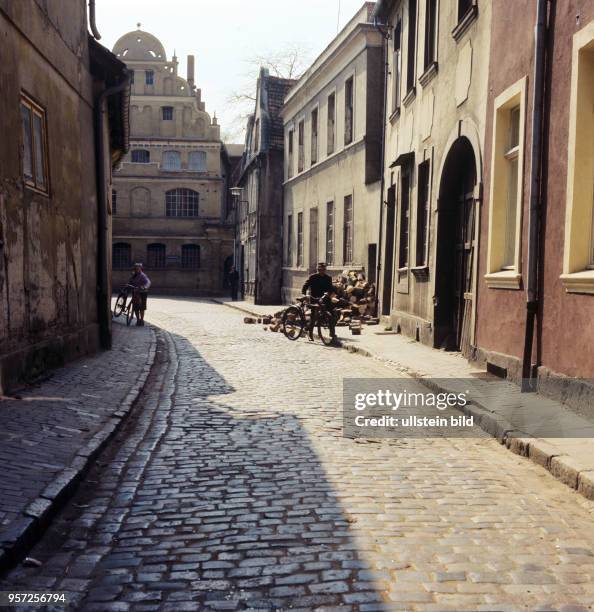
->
302;262;334;341
128;263;151;326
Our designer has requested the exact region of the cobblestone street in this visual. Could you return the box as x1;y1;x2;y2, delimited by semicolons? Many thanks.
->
2;298;594;611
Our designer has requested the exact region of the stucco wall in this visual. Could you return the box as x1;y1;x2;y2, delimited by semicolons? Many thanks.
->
0;1;103;390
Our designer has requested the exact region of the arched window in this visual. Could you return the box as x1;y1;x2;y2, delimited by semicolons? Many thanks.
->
182;244;200;269
147;243;166;269
166;188;199;217
131;149;150;163
162;151;181;171
188;151;207;172
112;243;131;269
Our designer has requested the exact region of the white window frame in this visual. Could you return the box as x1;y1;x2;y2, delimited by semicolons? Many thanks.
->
561;22;594;294
485;76;526;290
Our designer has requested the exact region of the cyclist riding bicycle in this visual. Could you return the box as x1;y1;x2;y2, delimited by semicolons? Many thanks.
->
302;262;336;341
128;263;151;326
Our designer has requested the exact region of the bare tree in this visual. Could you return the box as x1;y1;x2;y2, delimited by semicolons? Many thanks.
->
223;44;311;143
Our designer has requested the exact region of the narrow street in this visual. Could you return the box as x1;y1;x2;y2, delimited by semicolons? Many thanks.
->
2;298;594;611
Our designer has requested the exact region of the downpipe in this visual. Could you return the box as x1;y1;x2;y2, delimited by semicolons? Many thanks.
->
521;0;549;391
95;72;131;350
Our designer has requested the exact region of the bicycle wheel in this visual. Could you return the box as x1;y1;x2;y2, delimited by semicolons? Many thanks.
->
113;291;127;318
126;303;134;326
317;310;338;346
282;306;305;341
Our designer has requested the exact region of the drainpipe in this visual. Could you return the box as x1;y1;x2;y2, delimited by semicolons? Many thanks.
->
95;72;131;350
521;0;549;391
374;19;391;316
88;0;101;40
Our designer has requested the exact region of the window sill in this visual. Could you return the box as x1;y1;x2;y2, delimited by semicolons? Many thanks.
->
24;183;50;198
411;265;429;281
403;88;416;108
452;5;478;42
560;271;594;294
419;62;438;88
389;108;401;124
485;270;521;290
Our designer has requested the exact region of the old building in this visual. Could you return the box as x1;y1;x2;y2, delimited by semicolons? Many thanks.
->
235;68;295;304
111;28;234;295
0;0;129;392
475;0;594;408
281;3;384;303
374;0;491;355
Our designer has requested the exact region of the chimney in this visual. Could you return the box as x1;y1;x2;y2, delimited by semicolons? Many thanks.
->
187;55;195;89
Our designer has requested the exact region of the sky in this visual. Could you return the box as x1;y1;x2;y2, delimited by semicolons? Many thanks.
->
96;0;368;143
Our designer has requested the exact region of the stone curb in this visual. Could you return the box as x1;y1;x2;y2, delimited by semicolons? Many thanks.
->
212;300;594;502
0;326;158;574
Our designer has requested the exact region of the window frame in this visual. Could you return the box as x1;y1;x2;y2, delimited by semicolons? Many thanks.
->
344;76;355;146
297;212;304;267
181;244;201;269
111;188;117;216
165;188;199;218
145;70;154;85
188;150;207;172
326;201;335;265
162;150;181;171
287;214;293;266
287;128;294;179
415;160;431;268
327;91;336;156
561;23;594;293
162;106;173;121
310;105;319;166
297;118;305;173
392;19;403;115
485;76;527;289
131;149;150;164
147;243;166;269
343;194;354;265
406;0;418;97
20;93;50;195
398;167;412;270
423;0;439;73
112;242;131;270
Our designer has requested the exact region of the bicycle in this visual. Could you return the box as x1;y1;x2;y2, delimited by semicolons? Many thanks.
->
113;284;142;326
281;293;338;346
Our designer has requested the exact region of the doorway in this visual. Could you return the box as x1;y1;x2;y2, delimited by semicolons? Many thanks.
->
434;137;477;352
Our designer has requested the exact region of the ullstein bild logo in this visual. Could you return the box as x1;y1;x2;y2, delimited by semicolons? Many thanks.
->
343;379;477;439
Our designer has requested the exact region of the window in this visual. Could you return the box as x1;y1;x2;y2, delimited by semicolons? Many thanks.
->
162;151;181;171
416;161;430;266
486;77;526;289
130;71;135;85
254;119;260;153
162;106;173;120
344;77;354;145
166;188;199;217
406;0;417;94
147;243;166;269
311;108;318;165
424;0;438;71
131;149;150;163
287;214;293;265
297;212;304;267
298;120;305;173
112;189;117;215
182;244;200;269
399;169;411;268
458;0;473;22
327;93;336;155
343;195;353;264
145;70;154;85
288;129;294;179
112;243;131;269
21;94;49;194
189;151;207;171
561;26;594;293
326;201;334;265
393;20;402;112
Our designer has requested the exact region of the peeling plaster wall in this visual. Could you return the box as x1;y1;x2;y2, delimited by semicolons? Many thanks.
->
0;1;100;390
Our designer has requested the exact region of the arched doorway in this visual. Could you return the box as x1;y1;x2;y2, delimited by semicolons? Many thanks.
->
434;137;477;352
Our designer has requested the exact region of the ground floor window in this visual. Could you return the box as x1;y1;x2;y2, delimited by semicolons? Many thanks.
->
182;244;200;269
147;243;166;268
113;243;131;269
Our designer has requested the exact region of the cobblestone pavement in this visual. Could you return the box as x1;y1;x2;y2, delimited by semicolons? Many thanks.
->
2;298;594;611
0;320;153;536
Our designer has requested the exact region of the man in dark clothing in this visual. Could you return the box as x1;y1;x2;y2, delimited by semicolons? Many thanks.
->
302;262;335;341
302;262;333;298
228;266;240;301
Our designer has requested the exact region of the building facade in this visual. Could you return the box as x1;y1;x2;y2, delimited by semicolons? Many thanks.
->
281;3;384;304
111;29;233;295
235;69;295;304
0;0;128;392
374;0;491;354
475;0;594;408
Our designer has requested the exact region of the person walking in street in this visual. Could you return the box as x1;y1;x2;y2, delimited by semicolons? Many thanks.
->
302;262;334;341
128;263;151;326
228;266;240;301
